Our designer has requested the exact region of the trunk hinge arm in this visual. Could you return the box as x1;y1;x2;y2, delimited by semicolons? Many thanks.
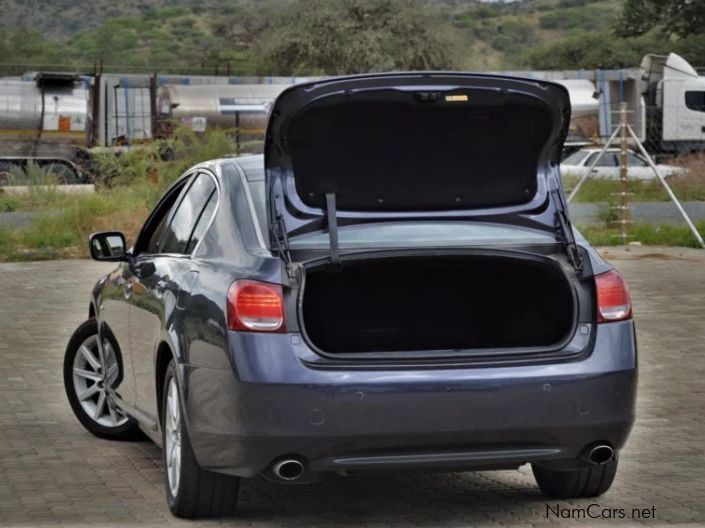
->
325;192;341;265
269;185;294;278
550;187;583;272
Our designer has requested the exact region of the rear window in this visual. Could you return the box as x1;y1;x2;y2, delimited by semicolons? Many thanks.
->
561;150;588;165
587;152;618;167
161;174;217;254
290;222;556;249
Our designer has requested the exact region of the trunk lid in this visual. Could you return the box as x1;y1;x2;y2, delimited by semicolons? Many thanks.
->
265;73;580;269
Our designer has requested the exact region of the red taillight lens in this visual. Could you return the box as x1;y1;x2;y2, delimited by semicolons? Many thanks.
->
595;270;632;323
227;280;286;332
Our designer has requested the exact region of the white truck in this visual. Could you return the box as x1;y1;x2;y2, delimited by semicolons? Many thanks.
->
640;53;705;154
554;53;705;156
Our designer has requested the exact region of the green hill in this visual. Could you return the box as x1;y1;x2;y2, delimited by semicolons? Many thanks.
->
0;0;701;74
451;0;625;69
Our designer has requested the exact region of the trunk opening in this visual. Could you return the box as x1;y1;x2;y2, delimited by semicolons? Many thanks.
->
300;253;575;355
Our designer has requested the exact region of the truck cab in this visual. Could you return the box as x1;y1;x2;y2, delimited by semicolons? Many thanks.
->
642;53;705;153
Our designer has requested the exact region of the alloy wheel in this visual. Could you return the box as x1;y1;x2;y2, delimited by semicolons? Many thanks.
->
71;335;129;428
165;378;182;497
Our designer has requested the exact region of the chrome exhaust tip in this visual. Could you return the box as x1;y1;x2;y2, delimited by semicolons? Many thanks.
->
583;443;614;465
272;459;305;481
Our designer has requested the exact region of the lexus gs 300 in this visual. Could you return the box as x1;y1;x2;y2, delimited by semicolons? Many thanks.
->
64;73;637;518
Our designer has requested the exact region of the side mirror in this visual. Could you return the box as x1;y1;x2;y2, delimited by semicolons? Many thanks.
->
89;231;128;262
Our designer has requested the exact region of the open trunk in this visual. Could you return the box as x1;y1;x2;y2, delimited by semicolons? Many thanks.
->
301;253;575;355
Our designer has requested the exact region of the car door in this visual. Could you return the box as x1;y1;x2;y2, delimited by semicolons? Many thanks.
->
681;88;705;141
110;178;191;406
129;171;218;420
98;263;137;405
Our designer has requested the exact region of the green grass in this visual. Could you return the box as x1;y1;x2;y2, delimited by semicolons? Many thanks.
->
0;195;21;212
0;186;152;260
0;126;236;261
563;174;705;203
566;178;671;202
0;182;167;260
0;226;12;253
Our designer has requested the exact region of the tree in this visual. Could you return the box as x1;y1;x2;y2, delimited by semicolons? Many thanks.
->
256;0;463;75
523;31;664;70
617;0;705;38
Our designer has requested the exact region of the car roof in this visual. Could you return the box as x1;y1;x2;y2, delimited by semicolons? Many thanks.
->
228;154;265;181
575;147;639;153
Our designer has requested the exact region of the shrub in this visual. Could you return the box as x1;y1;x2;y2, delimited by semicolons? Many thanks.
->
669;153;705;201
539;6;616;32
0;126;240;260
523;31;662;69
0;195;21;212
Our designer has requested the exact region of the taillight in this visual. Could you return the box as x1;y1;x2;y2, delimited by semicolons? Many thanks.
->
595;270;632;323
227;279;286;332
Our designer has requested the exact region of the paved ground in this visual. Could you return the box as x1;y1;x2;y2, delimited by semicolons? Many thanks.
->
1;248;705;527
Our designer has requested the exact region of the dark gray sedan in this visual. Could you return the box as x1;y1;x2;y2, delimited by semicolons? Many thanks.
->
64;73;637;518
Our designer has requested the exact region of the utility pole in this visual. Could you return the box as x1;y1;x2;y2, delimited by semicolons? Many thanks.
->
617;102;630;244
569;103;705;248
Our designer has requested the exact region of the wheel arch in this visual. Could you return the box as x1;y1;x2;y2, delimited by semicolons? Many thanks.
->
155;341;175;425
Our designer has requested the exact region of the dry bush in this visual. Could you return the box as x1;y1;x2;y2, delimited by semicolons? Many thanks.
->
91;206;151;250
668;152;705;201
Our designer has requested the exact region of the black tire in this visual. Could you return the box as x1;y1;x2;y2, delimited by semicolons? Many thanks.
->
45;162;78;184
64;318;141;440
532;457;618;499
0;161;14;186
162;360;240;518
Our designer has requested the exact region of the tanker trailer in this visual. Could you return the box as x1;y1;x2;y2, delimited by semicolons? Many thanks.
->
0;72;94;185
157;83;288;154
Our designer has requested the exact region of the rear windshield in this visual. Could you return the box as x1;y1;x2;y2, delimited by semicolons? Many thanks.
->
562;150;589;165
289;222;556;249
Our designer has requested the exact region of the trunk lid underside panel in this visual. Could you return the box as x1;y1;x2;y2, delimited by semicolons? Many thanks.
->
265;73;571;238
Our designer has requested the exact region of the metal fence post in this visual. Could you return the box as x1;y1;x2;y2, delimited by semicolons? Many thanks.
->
618;102;630;244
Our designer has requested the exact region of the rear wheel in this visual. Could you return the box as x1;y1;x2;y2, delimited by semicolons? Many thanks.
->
162;360;240;518
0;161;14;186
45;162;78;184
64;318;140;439
532;458;618;499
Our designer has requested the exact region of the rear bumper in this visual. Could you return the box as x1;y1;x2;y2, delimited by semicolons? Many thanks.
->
182;321;637;477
